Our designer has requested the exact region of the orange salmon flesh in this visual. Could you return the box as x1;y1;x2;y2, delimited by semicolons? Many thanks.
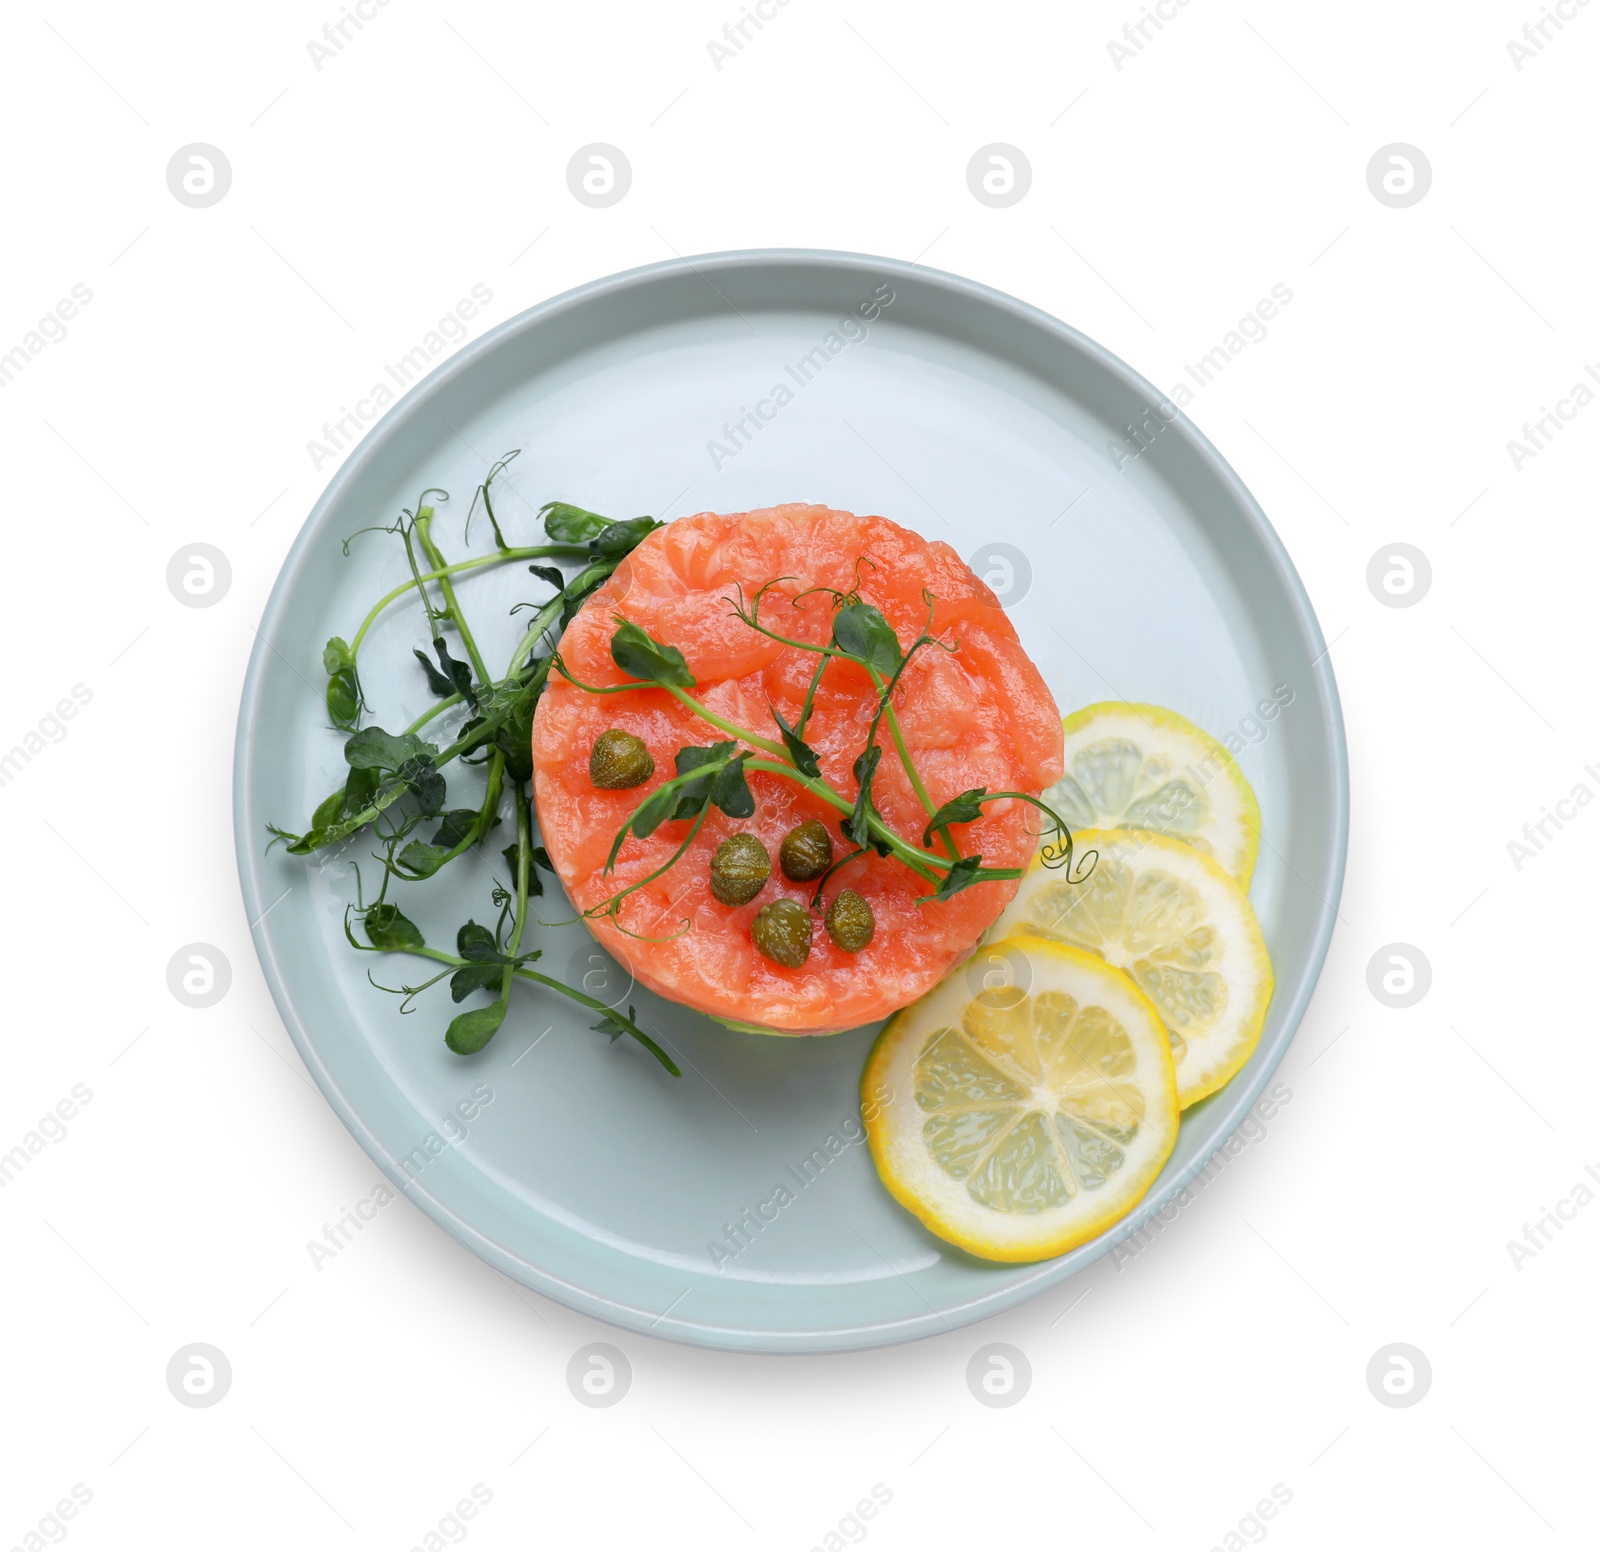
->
531;505;1063;1034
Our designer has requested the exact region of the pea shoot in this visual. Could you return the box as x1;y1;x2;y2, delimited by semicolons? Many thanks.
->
268;453;679;1074
560;567;1093;946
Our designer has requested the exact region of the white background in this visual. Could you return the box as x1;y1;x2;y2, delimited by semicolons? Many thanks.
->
2;1;1595;1547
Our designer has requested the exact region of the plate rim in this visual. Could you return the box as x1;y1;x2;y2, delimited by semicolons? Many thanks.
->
233;247;1349;1353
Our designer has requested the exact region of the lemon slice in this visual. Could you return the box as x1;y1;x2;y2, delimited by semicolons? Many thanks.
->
989;828;1272;1108
1042;702;1261;885
862;938;1178;1263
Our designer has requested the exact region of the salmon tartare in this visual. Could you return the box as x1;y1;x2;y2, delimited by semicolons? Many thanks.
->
531;504;1064;1034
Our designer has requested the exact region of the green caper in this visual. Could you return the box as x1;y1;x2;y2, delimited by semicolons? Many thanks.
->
709;832;771;906
779;818;834;882
589;728;654;789
825;889;875;953
751;898;813;968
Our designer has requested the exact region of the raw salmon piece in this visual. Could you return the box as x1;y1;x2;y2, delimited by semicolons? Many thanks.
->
531;504;1063;1034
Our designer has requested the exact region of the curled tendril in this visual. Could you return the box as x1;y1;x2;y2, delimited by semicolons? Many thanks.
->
341;513;412;557
724;574;799;628
908;590;959;660
467;452;519;547
365;966;452;1015
790;554;878;613
346;862;376;911
352;486;450;556
973;792;1092;883
1040;831;1097;884
1038;831;1072;870
583;900;693;944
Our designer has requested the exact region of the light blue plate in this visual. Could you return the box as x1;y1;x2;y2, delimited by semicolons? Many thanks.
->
233;251;1347;1353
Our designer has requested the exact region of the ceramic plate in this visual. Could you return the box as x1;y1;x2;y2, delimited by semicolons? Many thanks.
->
233;250;1347;1352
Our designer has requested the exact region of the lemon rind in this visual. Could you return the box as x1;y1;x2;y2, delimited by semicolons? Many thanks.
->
862;938;1180;1263
1054;701;1262;888
990;828;1273;1110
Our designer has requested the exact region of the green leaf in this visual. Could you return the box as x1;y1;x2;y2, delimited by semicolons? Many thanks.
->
432;809;480;850
456;920;500;962
310;787;346;833
363;902;425;952
527;563;565;593
842;745;891;857
492;692;537;784
610;620;696;688
397;841;448;877
271;822;314;856
323;639;360;728
445;1000;506;1054
539;504;660;556
852;745;881;788
922;786;988;847
930;854;984;903
450;963;504;1003
711;755;755;818
539;501;611;543
674;743;729;775
628;783;681;839
587;1005;680;1074
832;603;902;677
592;1004;638;1043
398;806;480;877
343;764;379;814
592;517;661;558
670;742;734;821
277;762;382;854
326;671;359;729
429;635;477;708
840;811;890;856
345;727;435;772
770;706;821;779
532;845;555;874
396;754;445;816
412;647;454;698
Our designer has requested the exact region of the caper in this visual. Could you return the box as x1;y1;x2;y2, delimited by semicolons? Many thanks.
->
709;832;771;906
589;728;654;789
751;898;813;968
779;818;834;882
825;889;875;953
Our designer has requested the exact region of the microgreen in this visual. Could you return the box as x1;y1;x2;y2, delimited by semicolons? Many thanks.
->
538;504;663;562
361;901;425;952
537;501;612;543
466;450;518;551
323;637;361;729
609;619;696;687
770;705;821;779
831;601;903;678
922;787;987;847
922;853;984;904
268;453;677;1073
581;576;1088;931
